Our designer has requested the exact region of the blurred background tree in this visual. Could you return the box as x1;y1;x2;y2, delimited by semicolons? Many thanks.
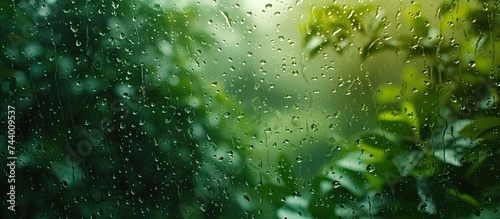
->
1;0;256;218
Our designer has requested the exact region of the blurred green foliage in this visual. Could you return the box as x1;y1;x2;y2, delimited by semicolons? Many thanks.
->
1;0;500;218
1;1;254;218
291;0;500;218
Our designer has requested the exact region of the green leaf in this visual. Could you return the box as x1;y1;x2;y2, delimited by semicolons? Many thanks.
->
416;178;437;214
447;188;480;207
378;101;421;140
308;41;328;57
437;0;458;19
378;119;416;140
361;38;383;59
392;151;425;176
468;10;492;33
327;167;367;197
412;17;430;38
458;117;500;140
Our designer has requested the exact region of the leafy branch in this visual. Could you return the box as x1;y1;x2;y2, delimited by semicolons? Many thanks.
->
294;0;500;218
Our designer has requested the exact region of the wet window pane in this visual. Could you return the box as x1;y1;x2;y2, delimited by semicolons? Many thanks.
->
2;0;499;218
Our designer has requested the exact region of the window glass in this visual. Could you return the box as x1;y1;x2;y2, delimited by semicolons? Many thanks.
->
1;0;499;218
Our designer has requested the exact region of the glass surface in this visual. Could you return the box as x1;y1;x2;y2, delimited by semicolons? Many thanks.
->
1;0;499;218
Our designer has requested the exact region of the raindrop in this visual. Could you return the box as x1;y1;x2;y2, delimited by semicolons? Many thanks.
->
60;180;68;188
485;197;492;204
268;189;274;195
292;191;301;198
243;194;251;202
366;164;376;175
332;180;341;188
296;156;303;163
112;1;119;9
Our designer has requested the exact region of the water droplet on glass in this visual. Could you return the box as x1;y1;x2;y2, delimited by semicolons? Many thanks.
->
243;194;251;202
268;189;274;195
366;164;376;175
61;180;68;188
296;156;303;163
292;191;301;198
332;180;341;188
